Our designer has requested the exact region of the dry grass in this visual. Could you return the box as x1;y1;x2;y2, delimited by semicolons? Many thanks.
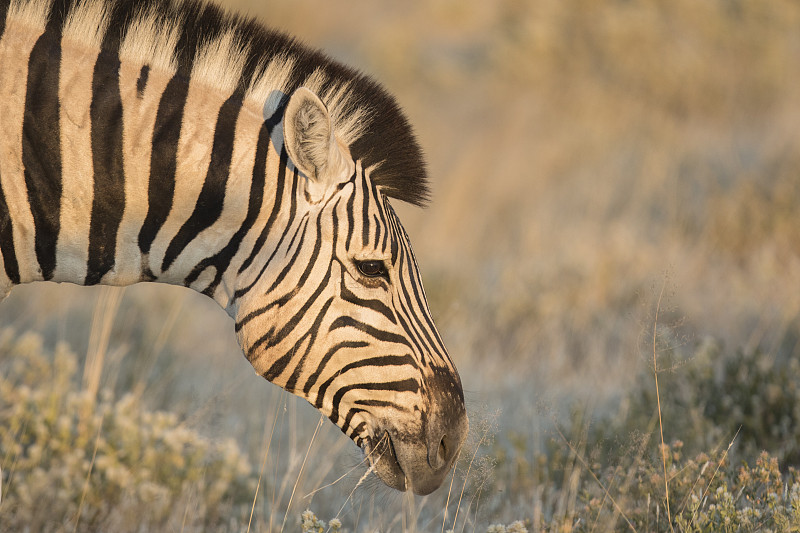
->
2;0;800;530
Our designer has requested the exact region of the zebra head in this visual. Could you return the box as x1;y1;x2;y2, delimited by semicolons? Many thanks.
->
234;88;467;495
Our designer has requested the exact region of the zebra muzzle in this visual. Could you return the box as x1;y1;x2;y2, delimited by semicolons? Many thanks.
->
365;417;467;496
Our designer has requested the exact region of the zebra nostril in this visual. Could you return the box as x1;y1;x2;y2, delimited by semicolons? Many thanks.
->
428;433;450;470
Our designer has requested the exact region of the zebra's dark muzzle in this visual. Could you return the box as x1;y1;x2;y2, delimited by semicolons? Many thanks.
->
360;366;470;494
365;407;468;495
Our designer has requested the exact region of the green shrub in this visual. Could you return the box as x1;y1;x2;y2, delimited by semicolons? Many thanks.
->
544;446;800;532
0;330;255;533
481;335;800;532
612;336;800;466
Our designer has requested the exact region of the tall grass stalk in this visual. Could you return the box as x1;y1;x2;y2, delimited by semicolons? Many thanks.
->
440;458;458;533
72;412;104;533
686;427;741;530
652;277;673;531
131;294;183;398
83;287;124;401
180;486;193;532
552;421;636;531
459;462;492;533
298;431;347;504
269;391;289;533
280;414;324;533
248;389;285;533
404;488;417;533
452;421;493;532
302;449;370;500
331;434;386;523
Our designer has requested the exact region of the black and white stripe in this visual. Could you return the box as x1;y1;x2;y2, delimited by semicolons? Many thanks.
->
0;0;466;495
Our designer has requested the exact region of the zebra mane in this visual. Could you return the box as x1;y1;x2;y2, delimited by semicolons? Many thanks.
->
10;0;430;206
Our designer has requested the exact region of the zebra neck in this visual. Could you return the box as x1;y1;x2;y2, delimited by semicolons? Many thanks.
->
0;19;279;309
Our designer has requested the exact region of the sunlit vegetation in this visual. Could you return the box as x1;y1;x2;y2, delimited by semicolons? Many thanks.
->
2;0;800;530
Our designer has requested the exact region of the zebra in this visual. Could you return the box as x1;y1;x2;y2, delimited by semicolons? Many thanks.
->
0;0;468;495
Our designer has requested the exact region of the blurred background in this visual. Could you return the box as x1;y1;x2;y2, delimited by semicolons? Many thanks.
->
2;1;800;531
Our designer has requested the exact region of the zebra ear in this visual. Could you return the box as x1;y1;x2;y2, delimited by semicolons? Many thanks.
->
283;87;349;198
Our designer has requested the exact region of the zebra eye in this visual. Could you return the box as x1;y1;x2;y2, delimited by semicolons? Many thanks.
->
355;260;387;278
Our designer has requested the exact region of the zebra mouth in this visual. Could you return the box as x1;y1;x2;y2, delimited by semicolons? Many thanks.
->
364;431;406;491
